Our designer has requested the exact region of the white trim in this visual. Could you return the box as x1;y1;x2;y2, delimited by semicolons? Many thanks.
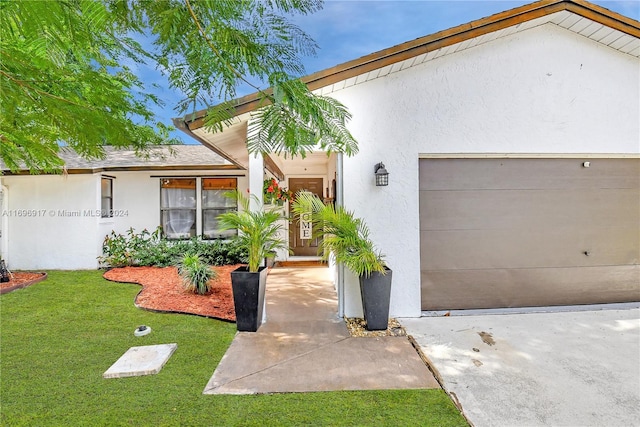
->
419;153;640;159
336;153;345;318
195;177;202;237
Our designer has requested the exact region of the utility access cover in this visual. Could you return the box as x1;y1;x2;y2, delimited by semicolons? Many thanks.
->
103;343;177;379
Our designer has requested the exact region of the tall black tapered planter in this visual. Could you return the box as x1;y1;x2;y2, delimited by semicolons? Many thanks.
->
359;267;392;331
231;266;268;332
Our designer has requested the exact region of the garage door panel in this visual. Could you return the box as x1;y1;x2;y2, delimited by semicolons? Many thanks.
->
420;158;640;310
420;188;640;231
421;226;640;270
421;265;640;310
419;158;640;191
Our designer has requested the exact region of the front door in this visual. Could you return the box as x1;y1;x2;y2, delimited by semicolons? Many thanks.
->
289;178;323;256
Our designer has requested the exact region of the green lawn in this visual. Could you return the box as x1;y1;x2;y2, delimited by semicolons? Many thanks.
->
0;271;467;426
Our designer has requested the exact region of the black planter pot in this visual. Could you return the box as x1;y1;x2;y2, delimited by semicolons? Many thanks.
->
359;267;392;331
231;266;268;332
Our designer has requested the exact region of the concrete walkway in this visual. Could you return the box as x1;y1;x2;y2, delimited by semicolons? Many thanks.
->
401;307;640;426
204;266;439;394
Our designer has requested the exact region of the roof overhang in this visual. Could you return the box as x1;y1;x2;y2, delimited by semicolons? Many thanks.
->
1;165;240;176
172;0;640;169
175;0;640;130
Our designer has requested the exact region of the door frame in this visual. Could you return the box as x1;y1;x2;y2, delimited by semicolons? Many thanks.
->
288;176;325;258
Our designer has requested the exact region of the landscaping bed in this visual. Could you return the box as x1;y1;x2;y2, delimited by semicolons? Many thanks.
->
0;272;47;294
103;265;239;322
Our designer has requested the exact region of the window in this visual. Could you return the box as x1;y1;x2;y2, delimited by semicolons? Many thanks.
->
161;178;196;239
160;177;238;240
101;177;113;218
202;178;237;239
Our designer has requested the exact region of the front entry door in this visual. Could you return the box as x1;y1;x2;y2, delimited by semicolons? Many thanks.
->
289;178;323;256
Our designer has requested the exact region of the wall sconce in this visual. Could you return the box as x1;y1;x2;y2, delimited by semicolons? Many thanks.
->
374;162;389;186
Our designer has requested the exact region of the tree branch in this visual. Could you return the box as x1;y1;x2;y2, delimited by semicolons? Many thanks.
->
0;69;96;111
184;0;265;95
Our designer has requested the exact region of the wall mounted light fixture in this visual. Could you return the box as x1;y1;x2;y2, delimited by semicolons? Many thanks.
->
374;162;389;186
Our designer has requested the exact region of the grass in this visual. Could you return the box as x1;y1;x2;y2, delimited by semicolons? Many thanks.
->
0;271;467;426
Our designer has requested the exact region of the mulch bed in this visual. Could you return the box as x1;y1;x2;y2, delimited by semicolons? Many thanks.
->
0;272;48;295
103;265;240;322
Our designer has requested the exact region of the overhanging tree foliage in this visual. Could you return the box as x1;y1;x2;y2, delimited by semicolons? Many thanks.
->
0;0;358;173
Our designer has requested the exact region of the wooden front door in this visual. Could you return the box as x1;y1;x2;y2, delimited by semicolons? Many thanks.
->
289;178;324;256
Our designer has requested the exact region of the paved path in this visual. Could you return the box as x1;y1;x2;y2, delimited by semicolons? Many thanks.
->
204;266;439;394
401;307;640;426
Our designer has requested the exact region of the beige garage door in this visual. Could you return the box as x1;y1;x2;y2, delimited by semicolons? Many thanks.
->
420;158;640;311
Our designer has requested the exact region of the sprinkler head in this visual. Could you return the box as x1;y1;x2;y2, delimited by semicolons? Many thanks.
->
134;325;151;337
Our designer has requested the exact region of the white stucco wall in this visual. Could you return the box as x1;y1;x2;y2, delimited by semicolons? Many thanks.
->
1;174;100;270
331;24;640;317
3;170;248;270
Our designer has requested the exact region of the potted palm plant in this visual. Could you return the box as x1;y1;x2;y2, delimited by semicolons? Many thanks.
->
217;191;288;332
292;192;392;330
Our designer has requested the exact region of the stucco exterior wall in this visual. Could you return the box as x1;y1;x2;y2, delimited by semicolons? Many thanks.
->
332;24;640;317
3;170;248;270
1;174;100;270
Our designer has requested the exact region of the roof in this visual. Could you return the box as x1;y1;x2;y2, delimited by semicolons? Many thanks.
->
176;0;640;132
1;145;239;174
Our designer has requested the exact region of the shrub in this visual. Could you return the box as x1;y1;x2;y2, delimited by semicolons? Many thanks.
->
98;227;248;268
177;254;217;295
199;238;248;266
99;227;162;267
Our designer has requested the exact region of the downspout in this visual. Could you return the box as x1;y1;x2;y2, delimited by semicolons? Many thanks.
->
336;153;345;318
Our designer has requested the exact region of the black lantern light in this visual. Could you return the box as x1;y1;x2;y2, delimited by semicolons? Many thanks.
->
374;162;389;186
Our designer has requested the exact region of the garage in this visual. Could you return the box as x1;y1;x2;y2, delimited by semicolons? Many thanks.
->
419;158;640;311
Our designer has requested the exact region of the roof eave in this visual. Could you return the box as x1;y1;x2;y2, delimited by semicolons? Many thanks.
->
176;0;640;131
172;117;247;170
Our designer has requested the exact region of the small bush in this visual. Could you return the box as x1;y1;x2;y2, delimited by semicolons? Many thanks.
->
99;227;162;267
199;238;248;266
177;254;217;295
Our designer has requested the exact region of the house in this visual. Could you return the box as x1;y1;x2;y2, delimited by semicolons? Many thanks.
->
173;0;640;318
2;0;637;318
0;145;248;270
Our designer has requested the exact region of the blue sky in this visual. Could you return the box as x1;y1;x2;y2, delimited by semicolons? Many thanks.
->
152;0;639;143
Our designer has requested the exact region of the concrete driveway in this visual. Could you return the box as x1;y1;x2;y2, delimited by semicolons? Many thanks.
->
401;305;640;426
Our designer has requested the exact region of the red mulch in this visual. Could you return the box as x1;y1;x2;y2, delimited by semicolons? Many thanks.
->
103;265;240;322
0;272;47;294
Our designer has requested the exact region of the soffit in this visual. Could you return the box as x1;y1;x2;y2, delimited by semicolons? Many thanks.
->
191;116;287;179
269;151;332;174
191;118;250;169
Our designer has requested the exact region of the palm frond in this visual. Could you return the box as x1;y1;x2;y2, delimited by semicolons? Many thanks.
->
216;191;288;272
292;192;385;276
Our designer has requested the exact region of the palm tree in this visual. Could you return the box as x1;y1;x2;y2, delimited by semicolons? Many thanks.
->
217;191;288;272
